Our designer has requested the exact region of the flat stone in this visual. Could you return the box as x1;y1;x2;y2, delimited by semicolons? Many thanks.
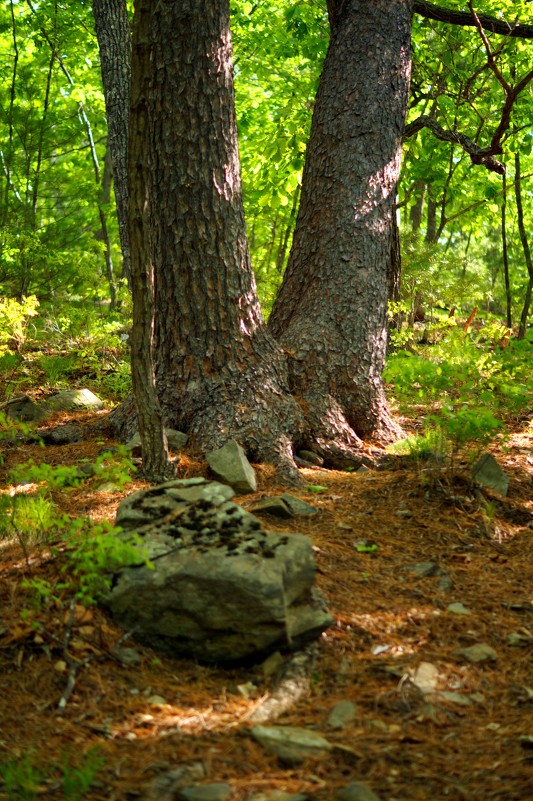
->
335;782;382;801
45;388;104;411
409;662;440;694
178;785;232;801
454;643;497;663
112;647;142;667
41;424;83;445
206;440;257;494
248;794;309;801
472;453;509;496
403;562;442;578
437;691;472;706
447;602;471;615
250;725;332;764
280;494;318;516
327;700;358;730
166;429;188;451
249;498;294;519
297;450;324;466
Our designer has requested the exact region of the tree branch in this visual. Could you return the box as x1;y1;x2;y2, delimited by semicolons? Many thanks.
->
414;0;533;39
403;116;506;173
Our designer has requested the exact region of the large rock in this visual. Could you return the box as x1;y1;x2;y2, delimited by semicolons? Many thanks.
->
45;388;104;411
3;395;47;423
105;479;332;663
206;439;257;493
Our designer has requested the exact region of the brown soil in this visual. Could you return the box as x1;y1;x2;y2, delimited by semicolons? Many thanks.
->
1;410;533;801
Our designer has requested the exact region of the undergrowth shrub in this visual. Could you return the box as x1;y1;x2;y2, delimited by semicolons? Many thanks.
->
385;320;532;458
0;747;104;801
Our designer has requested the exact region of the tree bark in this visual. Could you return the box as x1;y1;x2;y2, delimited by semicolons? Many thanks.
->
92;0;132;287
112;0;302;478
268;0;412;453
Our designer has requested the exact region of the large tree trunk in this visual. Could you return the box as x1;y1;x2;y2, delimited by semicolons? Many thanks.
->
268;0;412;454
92;0;132;287
112;0;302;476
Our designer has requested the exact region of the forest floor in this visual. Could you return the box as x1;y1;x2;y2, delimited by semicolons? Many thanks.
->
1;406;533;801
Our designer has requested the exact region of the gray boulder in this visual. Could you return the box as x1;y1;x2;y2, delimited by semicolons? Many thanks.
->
45;388;104;411
105;480;332;663
206;439;257;493
3;395;47;423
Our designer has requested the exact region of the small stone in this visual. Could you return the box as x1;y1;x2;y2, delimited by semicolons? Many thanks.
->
206;440;257;494
177;784;232;801
507;632;533;647
248;794;309;801
409;662;440;693
113;647;142;667
403;562;441;578
250;725;332;764
96;482;121;493
147;695;167;706
472;453;509;496
327;700;358;730
455;643;497;663
357;465;370;473
166;429;188;451
297;450;324;466
447;603;472;615
280;493;318;516
335;781;382;801
437;691;472;706
249;498;293;519
437;574;453;593
261;651;284;678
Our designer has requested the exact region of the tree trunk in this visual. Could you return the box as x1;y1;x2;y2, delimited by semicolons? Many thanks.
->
514;153;533;340
268;0;411;452
111;0;302;478
92;0;132;287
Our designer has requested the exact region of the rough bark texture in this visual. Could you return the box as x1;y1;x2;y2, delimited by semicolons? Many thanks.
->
92;0;132;286
111;0;302;476
127;2;174;483
268;0;412;452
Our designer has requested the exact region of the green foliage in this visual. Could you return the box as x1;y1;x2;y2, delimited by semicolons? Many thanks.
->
64;520;148;605
0;493;59;544
0;295;39;352
385;320;533;457
0;752;45;801
61;748;105;801
0;748;104;801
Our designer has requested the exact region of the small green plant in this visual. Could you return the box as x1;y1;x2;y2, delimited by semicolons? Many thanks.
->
61;748;105;801
37;353;77;385
64;520;150;605
0;749;105;801
0;493;60;544
388;427;448;460
0;752;46;801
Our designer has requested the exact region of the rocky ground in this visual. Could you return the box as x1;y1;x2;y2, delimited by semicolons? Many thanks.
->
1;408;533;801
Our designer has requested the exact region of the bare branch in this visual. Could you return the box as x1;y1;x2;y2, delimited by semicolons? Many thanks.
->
414;0;533;39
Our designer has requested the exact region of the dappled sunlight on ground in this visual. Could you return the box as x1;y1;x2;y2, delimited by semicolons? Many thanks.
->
1;411;533;799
